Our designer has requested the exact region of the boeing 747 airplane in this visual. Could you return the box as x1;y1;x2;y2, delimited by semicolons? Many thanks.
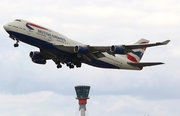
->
3;19;170;70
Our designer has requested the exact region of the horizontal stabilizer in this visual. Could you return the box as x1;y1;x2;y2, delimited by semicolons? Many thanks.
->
127;62;164;67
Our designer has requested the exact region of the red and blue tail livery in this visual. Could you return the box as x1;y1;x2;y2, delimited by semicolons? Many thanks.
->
127;39;149;62
3;19;170;70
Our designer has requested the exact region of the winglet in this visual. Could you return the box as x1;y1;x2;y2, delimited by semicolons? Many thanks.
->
162;40;170;45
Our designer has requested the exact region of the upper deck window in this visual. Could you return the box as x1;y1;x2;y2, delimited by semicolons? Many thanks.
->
15;19;21;22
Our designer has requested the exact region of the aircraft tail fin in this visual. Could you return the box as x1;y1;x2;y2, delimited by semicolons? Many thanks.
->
127;38;149;62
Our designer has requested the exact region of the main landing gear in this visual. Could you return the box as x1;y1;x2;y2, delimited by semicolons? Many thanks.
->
56;61;62;69
66;62;74;69
66;61;81;69
54;57;82;69
57;63;62;68
56;62;78;69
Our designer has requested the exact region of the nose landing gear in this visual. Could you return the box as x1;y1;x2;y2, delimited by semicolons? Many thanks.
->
9;35;19;47
14;39;19;47
14;42;19;47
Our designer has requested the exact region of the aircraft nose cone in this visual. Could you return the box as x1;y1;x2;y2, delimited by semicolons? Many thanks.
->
3;24;8;30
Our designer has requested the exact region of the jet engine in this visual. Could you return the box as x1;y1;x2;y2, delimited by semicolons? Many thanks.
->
74;46;88;54
110;45;125;54
29;51;46;64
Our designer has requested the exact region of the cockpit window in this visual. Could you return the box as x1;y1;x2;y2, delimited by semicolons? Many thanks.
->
15;19;21;22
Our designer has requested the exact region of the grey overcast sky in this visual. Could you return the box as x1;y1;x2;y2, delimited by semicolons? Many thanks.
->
0;0;180;116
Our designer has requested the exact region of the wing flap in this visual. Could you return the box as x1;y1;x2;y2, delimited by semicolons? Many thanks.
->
127;62;164;67
53;44;76;53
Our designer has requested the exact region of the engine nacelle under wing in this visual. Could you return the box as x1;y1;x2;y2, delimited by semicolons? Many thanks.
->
74;46;88;54
29;51;46;64
110;45;125;54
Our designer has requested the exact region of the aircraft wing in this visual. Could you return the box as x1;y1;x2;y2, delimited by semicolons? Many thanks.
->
89;40;170;53
122;40;170;49
53;40;170;55
127;62;164;67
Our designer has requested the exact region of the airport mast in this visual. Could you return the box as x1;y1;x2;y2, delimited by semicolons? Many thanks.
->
75;85;90;116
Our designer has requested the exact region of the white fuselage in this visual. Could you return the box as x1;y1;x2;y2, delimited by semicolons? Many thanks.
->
3;19;140;70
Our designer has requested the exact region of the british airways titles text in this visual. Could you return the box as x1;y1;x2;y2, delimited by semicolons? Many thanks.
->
38;29;66;43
